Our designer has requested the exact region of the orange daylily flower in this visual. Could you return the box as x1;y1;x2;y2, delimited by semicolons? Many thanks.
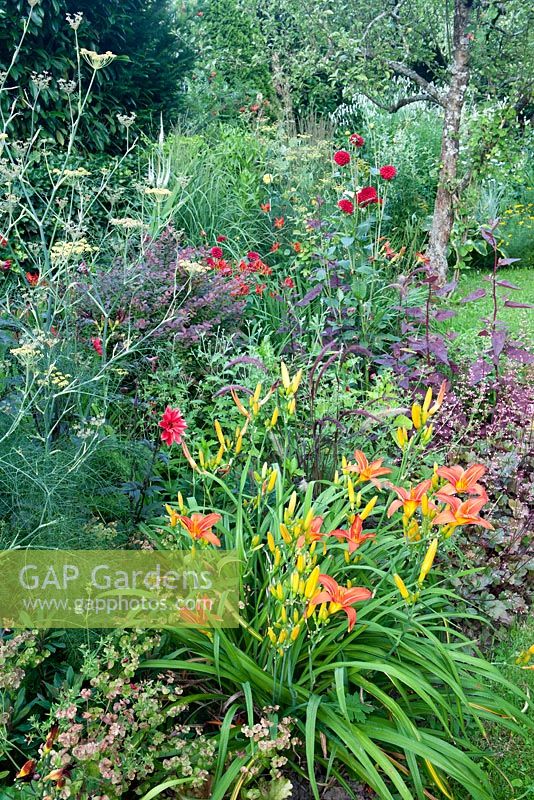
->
436;464;487;497
44;767;70;788
387;479;432;519
177;512;222;546
261;202;271;212
296;516;324;548
274;216;285;229
309;575;371;632
329;516;375;554
345;450;391;488
433;495;493;530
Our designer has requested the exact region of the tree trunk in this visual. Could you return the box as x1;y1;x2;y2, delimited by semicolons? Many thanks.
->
427;0;473;283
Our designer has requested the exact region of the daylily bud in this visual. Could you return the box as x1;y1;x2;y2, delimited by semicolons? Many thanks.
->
360;495;378;520
393;573;410;600
267;531;276;553
269;406;279;428
287;491;297;517
418;538;438;584
267;470;278;492
412;403;422;430
214;419;225;449
304;566;320;599
290;624;301;641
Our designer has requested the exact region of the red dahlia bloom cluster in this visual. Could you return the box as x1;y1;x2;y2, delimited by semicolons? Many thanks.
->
379;165;397;181
356;186;380;207
349;133;365;147
333;149;351;166
338;199;354;214
159;406;187;446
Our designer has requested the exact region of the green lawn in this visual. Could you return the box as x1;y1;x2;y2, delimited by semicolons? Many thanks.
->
484;619;534;800
447;268;534;356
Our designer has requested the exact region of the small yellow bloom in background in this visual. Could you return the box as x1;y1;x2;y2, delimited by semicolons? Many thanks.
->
418;538;438;585
262;173;274;184
214;420;225;450
269;406;279;428
267;469;278;492
267;531;276;553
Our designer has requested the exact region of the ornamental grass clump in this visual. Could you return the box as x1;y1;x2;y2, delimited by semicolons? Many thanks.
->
142;363;533;800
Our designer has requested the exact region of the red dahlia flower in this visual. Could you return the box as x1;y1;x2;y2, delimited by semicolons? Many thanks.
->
247;251;261;262
356;186;379;207
216;235;227;242
379;165;397;181
333;149;351;166
349;133;365;147
338;199;354;214
91;337;103;356
159;406;187;446
283;276;294;288
210;245;223;258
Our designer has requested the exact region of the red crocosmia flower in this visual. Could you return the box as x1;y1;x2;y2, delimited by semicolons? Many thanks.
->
26;271;39;285
261;202;271;213
433;495;493;531
292;241;302;253
274;217;285;229
159;406;187;446
330;516;375;554
283;276;294;289
178;512;222;546
309;575;371;632
0;259;11;271
349;133;365;147
231;280;250;297
210;246;223;258
379;165;397;181
333;149;351;166
216;235;227;242
247;251;261;262
338;199;354;214
356;186;379;207
91;337;103;357
255;283;266;294
270;241;281;252
436;464;487;498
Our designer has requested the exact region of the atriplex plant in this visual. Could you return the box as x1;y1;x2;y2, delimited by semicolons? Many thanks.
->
140;365;532;800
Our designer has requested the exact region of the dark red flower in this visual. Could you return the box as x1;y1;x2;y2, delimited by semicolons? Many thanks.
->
333;149;351;166
356;186;379;207
159;406;187;446
231;280;250;297
283;276;294;289
349;133;365;147
91;337;103;357
247;251;261;262
216;235;227;242
210;246;223;259
274;217;285;229
270;241;281;252
255;283;266;294
379;165;397;181
338;199;354;214
0;236;7;247
1;259;11;271
16;760;36;781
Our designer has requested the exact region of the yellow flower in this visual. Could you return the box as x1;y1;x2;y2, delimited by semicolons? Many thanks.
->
393;573;410;600
262;173;274;185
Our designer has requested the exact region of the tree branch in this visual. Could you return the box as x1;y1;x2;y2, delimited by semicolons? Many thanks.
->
386;60;446;105
360;0;408;43
357;91;437;112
